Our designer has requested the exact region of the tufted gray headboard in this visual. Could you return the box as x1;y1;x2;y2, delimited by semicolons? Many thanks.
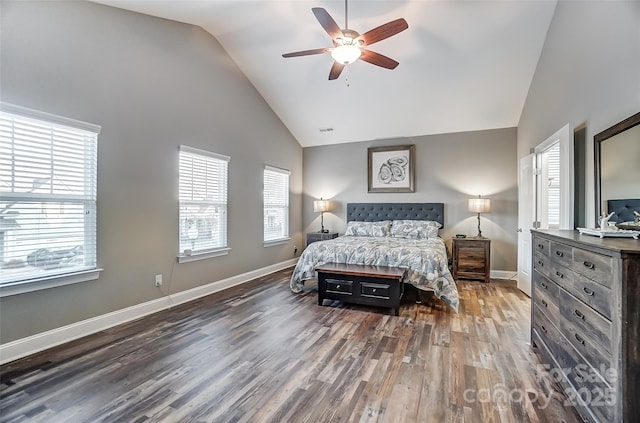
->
607;199;640;223
347;203;444;228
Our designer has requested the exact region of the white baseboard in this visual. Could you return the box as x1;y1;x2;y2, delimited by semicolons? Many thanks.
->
0;259;298;365
490;270;518;280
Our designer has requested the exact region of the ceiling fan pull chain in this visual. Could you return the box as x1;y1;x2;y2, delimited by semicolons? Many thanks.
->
345;64;351;88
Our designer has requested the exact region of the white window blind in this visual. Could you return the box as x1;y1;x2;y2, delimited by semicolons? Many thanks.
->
0;104;99;285
179;146;229;256
263;165;290;243
546;143;561;229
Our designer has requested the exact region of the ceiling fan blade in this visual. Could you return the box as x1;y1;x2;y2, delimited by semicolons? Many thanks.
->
328;62;345;80
360;18;408;46
282;48;330;58
312;7;343;40
360;49;399;70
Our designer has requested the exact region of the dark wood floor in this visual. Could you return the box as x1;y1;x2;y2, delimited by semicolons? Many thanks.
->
0;269;582;423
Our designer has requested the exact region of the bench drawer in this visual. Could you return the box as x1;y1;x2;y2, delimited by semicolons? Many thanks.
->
360;282;391;299
325;278;353;295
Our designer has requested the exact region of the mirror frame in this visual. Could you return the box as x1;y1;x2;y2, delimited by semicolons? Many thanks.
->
594;111;640;224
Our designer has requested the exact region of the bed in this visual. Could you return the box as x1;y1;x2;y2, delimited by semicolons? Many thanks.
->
290;203;459;312
607;198;640;229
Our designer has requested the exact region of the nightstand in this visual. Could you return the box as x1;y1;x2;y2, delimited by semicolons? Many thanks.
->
452;237;491;283
306;231;338;247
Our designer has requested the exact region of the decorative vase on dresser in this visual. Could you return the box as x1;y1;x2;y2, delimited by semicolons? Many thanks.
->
530;229;640;422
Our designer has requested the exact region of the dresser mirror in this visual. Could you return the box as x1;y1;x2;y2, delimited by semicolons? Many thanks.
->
594;112;640;226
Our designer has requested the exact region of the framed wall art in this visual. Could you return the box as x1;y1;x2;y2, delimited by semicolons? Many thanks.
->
368;144;415;193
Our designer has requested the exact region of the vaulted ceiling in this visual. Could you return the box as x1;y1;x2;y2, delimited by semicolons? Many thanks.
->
92;1;557;147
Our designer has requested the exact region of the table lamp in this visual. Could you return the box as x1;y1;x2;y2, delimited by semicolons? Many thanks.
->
468;195;491;238
313;198;331;233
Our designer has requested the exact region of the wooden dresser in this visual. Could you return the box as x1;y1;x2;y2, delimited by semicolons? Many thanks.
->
531;230;640;422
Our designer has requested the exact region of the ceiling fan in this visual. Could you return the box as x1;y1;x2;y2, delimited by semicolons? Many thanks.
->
282;1;409;80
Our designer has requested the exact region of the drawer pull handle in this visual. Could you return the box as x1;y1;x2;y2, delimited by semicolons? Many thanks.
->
574;333;585;345
336;284;340;289
573;309;585;319
372;288;377;293
538;244;544;249
555;271;564;279
537;260;544;266
574;369;586;382
583;287;594;296
541;299;548;308
555;251;564;257
583;261;595;270
540;324;547;333
541;282;548;289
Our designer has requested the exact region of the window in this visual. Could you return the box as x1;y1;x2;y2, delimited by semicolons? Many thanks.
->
539;141;561;229
178;146;229;261
0;103;100;287
263;165;290;243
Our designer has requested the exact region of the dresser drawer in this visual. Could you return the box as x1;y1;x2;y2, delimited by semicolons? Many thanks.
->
555;335;615;423
560;317;612;385
534;251;551;279
572;248;613;288
533;273;559;323
560;289;611;354
534;238;550;256
550;240;572;269
548;260;573;291
563;274;612;320
360;282;391;299
532;304;561;358
325;278;353;295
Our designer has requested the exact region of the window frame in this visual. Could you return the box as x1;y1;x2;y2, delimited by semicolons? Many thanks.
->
263;165;290;246
177;145;230;263
0;103;101;297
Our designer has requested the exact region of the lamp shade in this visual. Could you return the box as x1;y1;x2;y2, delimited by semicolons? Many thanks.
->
468;198;491;213
314;199;331;213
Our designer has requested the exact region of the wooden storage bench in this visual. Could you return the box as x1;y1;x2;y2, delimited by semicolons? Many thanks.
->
315;263;407;316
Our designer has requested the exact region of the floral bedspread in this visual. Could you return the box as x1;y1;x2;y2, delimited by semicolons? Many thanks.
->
290;235;459;312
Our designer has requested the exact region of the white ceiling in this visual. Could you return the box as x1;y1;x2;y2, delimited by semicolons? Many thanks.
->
92;1;557;147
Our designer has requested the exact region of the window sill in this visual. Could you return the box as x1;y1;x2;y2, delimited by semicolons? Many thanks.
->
263;237;291;247
0;268;103;297
177;248;231;263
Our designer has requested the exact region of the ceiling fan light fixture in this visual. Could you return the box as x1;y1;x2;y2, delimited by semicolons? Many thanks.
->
331;44;361;65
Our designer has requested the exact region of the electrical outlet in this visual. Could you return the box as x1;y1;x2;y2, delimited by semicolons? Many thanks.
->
155;274;162;287
294;245;298;255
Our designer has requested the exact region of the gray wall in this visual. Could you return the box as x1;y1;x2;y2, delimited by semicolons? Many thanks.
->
302;128;518;273
0;1;302;343
518;0;640;225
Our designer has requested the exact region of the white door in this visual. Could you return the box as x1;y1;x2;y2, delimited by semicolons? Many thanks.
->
517;154;535;296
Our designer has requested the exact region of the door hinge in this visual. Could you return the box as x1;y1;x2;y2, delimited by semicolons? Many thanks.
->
532;221;541;229
533;168;542;176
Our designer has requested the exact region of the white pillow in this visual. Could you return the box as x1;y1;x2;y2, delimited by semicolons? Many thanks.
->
344;220;392;237
391;220;441;239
